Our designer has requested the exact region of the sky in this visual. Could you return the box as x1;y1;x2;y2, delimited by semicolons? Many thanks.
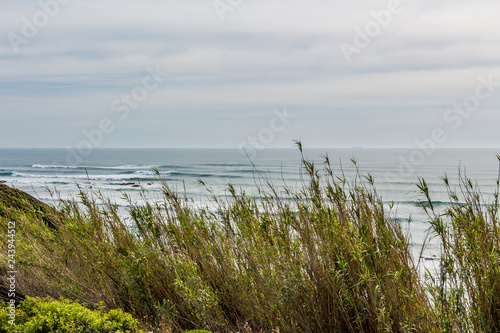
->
1;0;500;149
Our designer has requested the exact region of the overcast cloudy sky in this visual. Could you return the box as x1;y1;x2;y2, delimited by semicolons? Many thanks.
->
1;0;500;149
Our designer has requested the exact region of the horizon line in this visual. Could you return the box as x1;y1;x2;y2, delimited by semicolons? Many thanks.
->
1;147;499;150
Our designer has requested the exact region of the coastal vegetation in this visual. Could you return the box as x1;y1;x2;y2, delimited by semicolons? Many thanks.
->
1;145;499;332
0;297;143;332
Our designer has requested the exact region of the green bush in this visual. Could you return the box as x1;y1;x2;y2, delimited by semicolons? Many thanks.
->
0;296;143;333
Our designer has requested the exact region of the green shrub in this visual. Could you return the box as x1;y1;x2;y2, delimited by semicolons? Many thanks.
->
0;296;143;333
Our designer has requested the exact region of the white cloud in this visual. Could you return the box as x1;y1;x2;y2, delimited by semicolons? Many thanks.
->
1;0;500;148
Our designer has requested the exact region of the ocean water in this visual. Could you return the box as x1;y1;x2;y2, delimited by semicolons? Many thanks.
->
1;148;499;263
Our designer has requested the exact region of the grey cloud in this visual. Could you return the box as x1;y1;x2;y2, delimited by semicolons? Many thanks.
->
1;0;500;148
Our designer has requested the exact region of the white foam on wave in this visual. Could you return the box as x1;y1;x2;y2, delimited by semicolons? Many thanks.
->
7;179;71;186
12;172;158;181
32;164;158;170
32;164;79;169
134;170;173;176
109;165;158;170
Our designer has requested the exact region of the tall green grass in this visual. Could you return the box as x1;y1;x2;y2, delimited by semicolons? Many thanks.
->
2;146;500;332
419;155;500;333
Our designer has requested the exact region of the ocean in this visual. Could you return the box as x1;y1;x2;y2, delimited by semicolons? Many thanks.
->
1;148;499;263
